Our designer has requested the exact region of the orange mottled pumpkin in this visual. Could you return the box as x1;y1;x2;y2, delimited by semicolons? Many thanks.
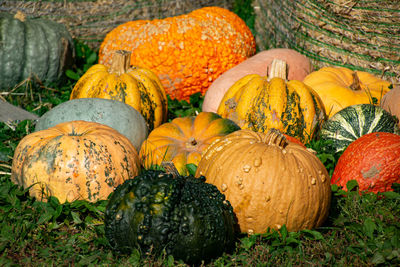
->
196;129;331;234
11;120;141;203
98;7;256;101
139;112;240;175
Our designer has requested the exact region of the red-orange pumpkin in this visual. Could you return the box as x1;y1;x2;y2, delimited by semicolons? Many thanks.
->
331;132;400;193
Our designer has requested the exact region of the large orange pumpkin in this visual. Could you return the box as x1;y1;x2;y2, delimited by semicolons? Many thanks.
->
98;7;256;101
11;120;141;203
70;50;168;131
139;112;240;175
196;129;331;234
303;67;391;118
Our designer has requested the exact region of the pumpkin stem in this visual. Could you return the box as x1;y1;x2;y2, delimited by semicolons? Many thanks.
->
268;59;288;81
265;128;288;148
161;161;180;178
14;11;26;22
109;50;132;75
350;72;361;91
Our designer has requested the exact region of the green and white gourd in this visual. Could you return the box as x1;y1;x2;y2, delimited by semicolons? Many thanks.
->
0;12;75;90
320;104;400;153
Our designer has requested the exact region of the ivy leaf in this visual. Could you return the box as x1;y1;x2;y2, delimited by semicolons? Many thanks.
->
363;218;376;238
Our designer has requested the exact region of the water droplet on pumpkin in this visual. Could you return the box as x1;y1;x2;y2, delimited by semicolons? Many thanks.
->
221;183;228;192
243;165;251;173
239;184;244;190
311;178;316;185
282;149;287;154
216;146;223;151
276;224;282;230
247;229;254;235
116;213;122;220
254;157;262;167
321;175;326;183
265;196;271;202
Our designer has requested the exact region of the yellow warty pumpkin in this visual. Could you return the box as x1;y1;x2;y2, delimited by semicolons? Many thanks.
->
98;6;256;101
303;66;391;118
195;129;331;234
70;50;168;131
217;59;325;143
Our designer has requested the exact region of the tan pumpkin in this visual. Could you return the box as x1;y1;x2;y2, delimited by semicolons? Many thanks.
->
380;85;400;126
217;59;325;144
303;66;391;118
203;48;313;113
139;112;240;175
70;50;168;131
11;120;141;203
195;129;331;234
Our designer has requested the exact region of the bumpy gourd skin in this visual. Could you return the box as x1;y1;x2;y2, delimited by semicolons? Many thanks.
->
105;170;237;264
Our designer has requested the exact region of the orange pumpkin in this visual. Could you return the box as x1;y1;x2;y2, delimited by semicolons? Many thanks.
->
98;7;256;101
11;120;141;203
380;85;400;127
303;67;391;118
196;129;331;234
139;112;240;175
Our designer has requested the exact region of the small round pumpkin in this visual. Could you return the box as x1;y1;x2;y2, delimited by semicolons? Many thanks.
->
0;12;75;90
380;85;400;127
202;48;313;113
35;98;148;152
217;59;326;144
70;50;168;131
139;112;240;175
196;129;331;234
98;6;256;101
11;120;141;203
303;66;391;118
320;104;400;153
332;132;400;194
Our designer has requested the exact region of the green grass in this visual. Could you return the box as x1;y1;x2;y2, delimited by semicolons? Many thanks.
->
1;41;399;266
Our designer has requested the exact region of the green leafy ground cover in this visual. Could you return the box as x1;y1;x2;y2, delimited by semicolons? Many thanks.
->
1;12;400;266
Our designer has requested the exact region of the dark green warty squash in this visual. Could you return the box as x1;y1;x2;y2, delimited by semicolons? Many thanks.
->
0;12;75;90
104;170;237;264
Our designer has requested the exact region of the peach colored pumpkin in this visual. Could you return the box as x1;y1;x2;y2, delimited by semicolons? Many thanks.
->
380;85;400;127
202;48;313;113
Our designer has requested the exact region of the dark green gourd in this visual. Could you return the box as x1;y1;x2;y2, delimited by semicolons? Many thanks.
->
104;169;238;264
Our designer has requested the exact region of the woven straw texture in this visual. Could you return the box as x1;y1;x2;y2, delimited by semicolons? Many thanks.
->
1;0;234;51
253;0;400;84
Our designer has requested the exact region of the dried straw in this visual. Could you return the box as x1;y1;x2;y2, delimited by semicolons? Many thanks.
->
253;0;400;84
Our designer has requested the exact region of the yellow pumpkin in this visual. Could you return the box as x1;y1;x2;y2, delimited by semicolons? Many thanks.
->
11;120;141;203
303;66;391;118
139;112;240;175
217;59;325;143
70;50;168;130
195;129;331;234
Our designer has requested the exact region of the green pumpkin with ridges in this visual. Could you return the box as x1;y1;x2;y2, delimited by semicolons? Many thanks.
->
0;12;75;90
104;169;237;264
320;104;400;153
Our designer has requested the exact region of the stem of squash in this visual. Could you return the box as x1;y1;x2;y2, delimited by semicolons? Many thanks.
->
350;72;361;91
161;161;180;178
109;50;132;75
264;128;288;148
268;59;288;81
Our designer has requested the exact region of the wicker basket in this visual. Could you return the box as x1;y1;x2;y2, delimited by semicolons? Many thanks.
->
253;0;400;84
1;0;234;51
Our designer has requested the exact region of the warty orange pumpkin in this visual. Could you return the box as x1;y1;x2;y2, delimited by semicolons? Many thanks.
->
11;120;141;203
70;50;168;131
303;66;391;118
139;112;240;175
217;59;326;144
98;6;256;101
195;129;331;234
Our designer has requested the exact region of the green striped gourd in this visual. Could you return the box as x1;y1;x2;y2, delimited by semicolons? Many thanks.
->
320;104;400;153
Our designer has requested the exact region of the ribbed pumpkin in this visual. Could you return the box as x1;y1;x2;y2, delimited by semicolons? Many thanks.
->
303;66;391;118
11;120;141;203
70;50;167;131
380;85;400;127
320;104;400;153
0;12;75;90
195;129;331;234
217;59;325;144
98;6;256;101
332;132;400;194
139;112;240;175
